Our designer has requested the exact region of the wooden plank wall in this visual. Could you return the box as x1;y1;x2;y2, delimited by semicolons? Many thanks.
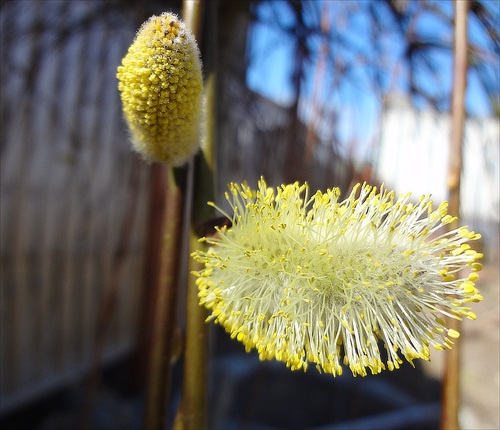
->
0;1;152;413
1;0;370;414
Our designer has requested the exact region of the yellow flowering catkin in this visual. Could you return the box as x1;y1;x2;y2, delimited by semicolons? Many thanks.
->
193;179;484;377
117;13;203;165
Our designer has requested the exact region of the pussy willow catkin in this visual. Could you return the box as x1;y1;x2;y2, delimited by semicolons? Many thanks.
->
193;179;483;377
117;13;203;165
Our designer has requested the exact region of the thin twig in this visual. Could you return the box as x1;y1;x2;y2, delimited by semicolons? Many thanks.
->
173;1;215;429
143;166;186;430
441;1;468;429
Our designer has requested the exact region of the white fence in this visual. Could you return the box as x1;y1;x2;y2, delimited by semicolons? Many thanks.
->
374;100;499;251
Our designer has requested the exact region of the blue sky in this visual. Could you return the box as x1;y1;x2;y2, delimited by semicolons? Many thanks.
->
245;0;498;158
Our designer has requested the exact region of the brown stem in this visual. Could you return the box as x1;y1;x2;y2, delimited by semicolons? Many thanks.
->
143;166;186;430
441;1;468;429
172;2;218;429
173;230;209;430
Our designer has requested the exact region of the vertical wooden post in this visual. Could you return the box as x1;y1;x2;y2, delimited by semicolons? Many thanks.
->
441;1;468;428
143;166;186;430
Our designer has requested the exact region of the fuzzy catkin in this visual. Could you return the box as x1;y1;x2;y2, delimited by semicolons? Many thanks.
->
193;179;483;377
117;13;203;165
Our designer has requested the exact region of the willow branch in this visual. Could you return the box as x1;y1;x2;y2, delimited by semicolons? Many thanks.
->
441;1;468;429
143;166;186;430
173;1;215;429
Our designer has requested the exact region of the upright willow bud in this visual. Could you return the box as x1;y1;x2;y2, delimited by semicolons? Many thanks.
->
117;13;203;165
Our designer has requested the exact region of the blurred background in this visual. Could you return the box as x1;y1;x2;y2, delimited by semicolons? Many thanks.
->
1;0;498;429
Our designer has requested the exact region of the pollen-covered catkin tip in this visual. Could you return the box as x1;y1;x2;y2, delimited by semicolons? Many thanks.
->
192;178;484;377
117;13;203;165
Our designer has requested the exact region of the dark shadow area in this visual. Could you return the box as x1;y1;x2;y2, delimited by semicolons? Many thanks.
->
0;355;143;430
1;324;442;430
208;325;442;430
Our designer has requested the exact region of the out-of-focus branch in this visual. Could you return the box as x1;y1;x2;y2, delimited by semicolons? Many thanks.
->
143;166;185;430
441;1;468;429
